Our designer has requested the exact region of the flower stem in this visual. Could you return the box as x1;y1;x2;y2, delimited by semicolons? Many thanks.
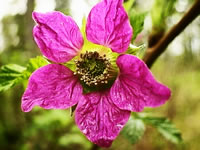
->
143;0;200;68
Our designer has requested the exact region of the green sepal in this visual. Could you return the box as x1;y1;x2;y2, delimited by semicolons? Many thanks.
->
126;44;146;58
63;57;77;72
70;104;77;117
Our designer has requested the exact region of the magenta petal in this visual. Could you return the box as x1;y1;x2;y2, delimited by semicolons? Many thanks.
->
75;91;130;147
33;11;83;63
86;0;133;53
21;64;83;112
110;54;171;112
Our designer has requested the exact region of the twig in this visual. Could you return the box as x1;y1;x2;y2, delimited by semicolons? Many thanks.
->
143;0;200;68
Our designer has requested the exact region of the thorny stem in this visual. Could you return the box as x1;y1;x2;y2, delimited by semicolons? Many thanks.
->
143;0;200;68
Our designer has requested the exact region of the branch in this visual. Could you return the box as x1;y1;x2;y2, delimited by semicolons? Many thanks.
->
143;0;200;68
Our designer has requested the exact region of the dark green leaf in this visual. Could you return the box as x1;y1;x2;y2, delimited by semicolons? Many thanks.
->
0;64;26;92
139;115;182;144
121;116;145;144
0;56;49;92
129;10;147;42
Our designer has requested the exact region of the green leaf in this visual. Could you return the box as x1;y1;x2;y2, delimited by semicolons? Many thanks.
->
123;0;135;13
121;116;145;144
0;56;49;92
139;115;182;144
26;56;49;74
0;64;26;92
129;10;147;42
22;56;50;84
151;0;176;29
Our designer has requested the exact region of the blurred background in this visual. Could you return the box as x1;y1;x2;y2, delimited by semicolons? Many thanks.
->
0;0;200;149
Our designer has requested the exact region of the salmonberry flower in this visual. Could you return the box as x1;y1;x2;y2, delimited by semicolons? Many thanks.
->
21;0;171;147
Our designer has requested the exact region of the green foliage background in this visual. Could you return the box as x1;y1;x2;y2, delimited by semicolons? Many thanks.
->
0;0;200;150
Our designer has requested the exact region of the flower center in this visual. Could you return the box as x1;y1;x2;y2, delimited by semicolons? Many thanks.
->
74;51;117;89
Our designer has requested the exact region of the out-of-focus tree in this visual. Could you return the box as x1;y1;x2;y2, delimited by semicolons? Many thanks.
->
0;0;37;65
55;0;69;14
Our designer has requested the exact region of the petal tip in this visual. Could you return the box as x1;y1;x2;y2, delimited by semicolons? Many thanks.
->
21;106;31;112
165;87;171;99
94;138;113;147
21;94;34;112
163;86;171;102
21;102;32;112
112;54;172;111
21;64;82;112
32;11;40;22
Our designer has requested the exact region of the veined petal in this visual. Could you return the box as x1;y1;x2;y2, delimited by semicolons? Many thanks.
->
110;54;171;112
75;91;130;147
86;0;132;53
33;11;83;63
22;64;82;112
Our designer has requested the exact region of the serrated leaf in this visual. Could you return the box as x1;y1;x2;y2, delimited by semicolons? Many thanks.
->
0;64;26;92
121;116;145;144
26;56;49;73
0;56;49;92
140;115;182;144
129;11;147;42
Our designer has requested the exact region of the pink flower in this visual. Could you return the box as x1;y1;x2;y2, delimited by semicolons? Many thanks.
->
21;0;171;147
